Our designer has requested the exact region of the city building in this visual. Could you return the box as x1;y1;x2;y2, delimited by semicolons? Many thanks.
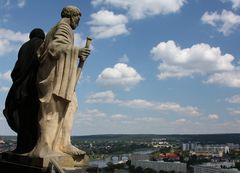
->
191;165;240;173
132;160;187;173
130;153;150;161
159;153;180;161
152;138;170;148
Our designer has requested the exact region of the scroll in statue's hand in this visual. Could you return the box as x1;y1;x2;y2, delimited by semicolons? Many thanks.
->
78;47;91;61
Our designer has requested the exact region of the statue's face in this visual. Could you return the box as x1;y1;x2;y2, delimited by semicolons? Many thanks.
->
70;15;80;30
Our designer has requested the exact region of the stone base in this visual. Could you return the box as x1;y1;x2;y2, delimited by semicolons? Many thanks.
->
0;159;47;173
0;159;99;173
0;152;93;172
1;151;75;168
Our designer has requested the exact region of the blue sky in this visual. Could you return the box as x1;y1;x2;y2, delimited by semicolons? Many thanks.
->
0;0;240;135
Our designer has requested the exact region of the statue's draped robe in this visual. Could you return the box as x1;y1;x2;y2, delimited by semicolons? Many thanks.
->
32;19;80;156
3;37;43;153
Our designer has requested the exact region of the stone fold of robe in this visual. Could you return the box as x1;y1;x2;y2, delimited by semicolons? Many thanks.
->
37;20;81;103
3;37;43;133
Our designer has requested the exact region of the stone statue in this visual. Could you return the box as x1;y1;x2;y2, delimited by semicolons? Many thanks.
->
3;28;45;154
29;5;91;159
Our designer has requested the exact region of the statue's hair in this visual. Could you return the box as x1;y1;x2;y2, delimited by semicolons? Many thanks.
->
61;5;81;18
29;28;45;39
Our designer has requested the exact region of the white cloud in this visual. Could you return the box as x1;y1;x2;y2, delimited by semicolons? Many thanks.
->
205;69;240;88
230;0;240;9
86;90;116;103
77;109;106;121
201;10;240;36
86;90;201;116
88;10;129;39
91;0;186;20
71;107;240;135
0;70;11;81
208;114;219;120
74;33;87;48
151;40;235;79
0;0;26;24
0;70;11;93
96;63;144;91
216;120;240;133
174;118;188;124
0;28;28;56
226;95;240;104
2;0;10;8
135;117;165;123
120;99;200;116
73;118;240;135
17;0;26;8
0;86;9;92
1;0;26;8
222;0;240;10
118;54;129;63
111;114;128;120
228;108;240;115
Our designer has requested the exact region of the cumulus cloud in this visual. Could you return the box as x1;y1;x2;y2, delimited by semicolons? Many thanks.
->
96;63;143;91
151;40;235;80
86;90;201;116
88;10;129;39
205;69;240;88
201;10;240;36
91;0;186;20
208;114;219;120
0;28;28;56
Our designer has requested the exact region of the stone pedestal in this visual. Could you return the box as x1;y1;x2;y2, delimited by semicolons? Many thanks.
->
0;152;97;173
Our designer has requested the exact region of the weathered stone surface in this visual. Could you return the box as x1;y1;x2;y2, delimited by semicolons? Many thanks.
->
0;152;98;173
1;152;74;168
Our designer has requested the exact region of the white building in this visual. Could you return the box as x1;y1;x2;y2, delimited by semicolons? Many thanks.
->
132;160;187;173
192;165;240;173
130;153;150;161
182;143;190;151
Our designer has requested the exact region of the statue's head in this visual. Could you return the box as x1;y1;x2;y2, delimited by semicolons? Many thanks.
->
29;28;45;40
61;5;81;30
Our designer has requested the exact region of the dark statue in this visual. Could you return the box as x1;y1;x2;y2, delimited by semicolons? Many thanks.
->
3;28;45;153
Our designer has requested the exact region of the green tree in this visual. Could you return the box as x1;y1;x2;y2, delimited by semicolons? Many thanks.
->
129;165;135;173
143;168;157;173
235;162;240;170
135;166;144;173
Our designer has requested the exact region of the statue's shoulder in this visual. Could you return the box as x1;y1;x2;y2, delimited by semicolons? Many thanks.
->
57;20;72;30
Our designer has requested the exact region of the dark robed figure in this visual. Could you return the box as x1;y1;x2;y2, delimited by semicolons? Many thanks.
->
3;28;45;153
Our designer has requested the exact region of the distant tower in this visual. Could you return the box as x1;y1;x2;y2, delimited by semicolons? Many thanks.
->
182;143;190;151
225;146;230;154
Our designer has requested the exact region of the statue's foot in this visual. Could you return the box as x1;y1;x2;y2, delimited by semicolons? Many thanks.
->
61;144;86;156
29;146;65;158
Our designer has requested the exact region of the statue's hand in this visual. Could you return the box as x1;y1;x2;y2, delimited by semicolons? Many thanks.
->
78;47;91;61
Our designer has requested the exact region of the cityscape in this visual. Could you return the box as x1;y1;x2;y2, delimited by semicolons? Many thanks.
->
0;0;240;173
1;134;240;173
